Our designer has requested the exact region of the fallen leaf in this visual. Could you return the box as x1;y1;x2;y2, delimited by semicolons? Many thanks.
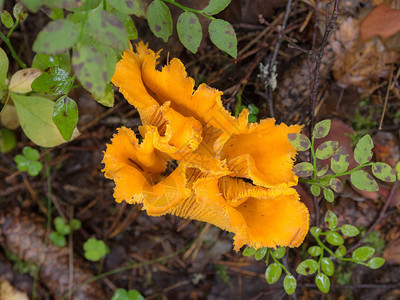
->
361;5;400;40
0;278;29;300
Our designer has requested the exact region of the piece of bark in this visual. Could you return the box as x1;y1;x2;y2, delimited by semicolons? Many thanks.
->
0;207;105;300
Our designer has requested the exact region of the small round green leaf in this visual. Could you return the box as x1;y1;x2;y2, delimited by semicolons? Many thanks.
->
242;246;255;257
0;128;17;154
316;141;338;159
202;0;231;15
127;289;145;300
330;146;349;174
52;97;79;141
292;162;314;178
310;185;321;197
335;245;346;257
32;67;73;95
32;52;71;73
208;19;237;58
71;219;82;231
108;0;146;16
49;231;66;247
283;274;297;295
352;246;375;262
367;257;385;269
326;231;344;246
323;188;334;203
372;162;396;182
22;146;40;161
308;246;322;257
354;134;373;165
296;259;318;276
177;12;202;54
33;20;79;54
313;120;331;139
340;224;360;237
248;114;257;123
265;263;282;284
350;170;379;192
13;3;28;22
287;133;311;151
321;257;334;276
315;273;330;293
310;226;321;237
329;178;343;193
247;104;259;115
55;217;71;235
273;247;286;259
146;0;172;42
111;288;129;300
1;10;14;28
255;247;267;261
83;238;110;261
325;210;338;230
317;165;329;177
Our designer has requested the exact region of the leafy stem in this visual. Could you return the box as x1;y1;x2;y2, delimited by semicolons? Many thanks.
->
268;249;290;274
0;30;27;68
7;20;19;39
162;0;215;20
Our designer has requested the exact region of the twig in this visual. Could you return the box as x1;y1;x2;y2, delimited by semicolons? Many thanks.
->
347;181;398;254
379;65;394;130
0;30;27;68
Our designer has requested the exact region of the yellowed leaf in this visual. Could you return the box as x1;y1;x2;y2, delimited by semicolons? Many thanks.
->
8;68;41;94
0;104;20;130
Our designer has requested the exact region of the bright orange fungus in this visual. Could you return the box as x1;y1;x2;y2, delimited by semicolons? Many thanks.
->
102;42;309;251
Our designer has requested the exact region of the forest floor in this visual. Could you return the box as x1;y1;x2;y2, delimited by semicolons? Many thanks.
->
1;0;400;299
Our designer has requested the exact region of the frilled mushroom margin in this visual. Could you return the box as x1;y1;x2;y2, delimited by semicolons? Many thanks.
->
102;42;309;251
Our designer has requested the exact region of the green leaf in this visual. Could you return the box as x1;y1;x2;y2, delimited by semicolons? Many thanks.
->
86;9;129;51
326;231;344;246
310;185;321;197
296;259;318;276
353;134;373;165
321;258;334;276
317;165;329;177
13;3;28;22
70;219;82;230
308;246;322;257
111;288;144;300
146;0;172;42
49;231;66;247
372;162;396;182
287;133;311;151
0;47;9;90
108;0;146;16
367;257;385;269
113;11;138;40
315;273;330;293
330;146;349;173
177;12;202;54
325;210;338;230
292;162;314;178
83;238;110;261
22;146;40;160
96;45;117;82
283;274;296;295
323;188;334;203
20;0;42;12
0;128;17;154
316;141;338;159
93;83;114;107
208;19;237;58
242;246;255;257
31;67;73;95
52;97;79;141
255;247;267;260
273;247;286;259
329;178;343;193
313;120;331;139
340;224;360;237
54;216;71;235
248;114;257;123
10;93;71;147
203;0;231;15
72;45;107;97
1;10;14;28
350;170;379;192
265;263;282;284
310;226;321;237
335;245;346;257
396;162;400;180
352;246;375;262
127;290;144;300
49;8;64;20
32;52;71;73
33;20;79;54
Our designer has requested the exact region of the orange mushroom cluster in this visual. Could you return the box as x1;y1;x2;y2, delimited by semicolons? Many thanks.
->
102;42;309;251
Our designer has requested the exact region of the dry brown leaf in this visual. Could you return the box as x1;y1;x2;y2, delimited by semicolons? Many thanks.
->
383;238;400;264
330;17;399;91
372;0;400;9
0;278;29;300
361;5;400;40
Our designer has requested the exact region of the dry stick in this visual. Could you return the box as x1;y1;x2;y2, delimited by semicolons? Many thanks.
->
379;66;394;130
309;0;339;227
347;181;398;254
265;0;294;118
